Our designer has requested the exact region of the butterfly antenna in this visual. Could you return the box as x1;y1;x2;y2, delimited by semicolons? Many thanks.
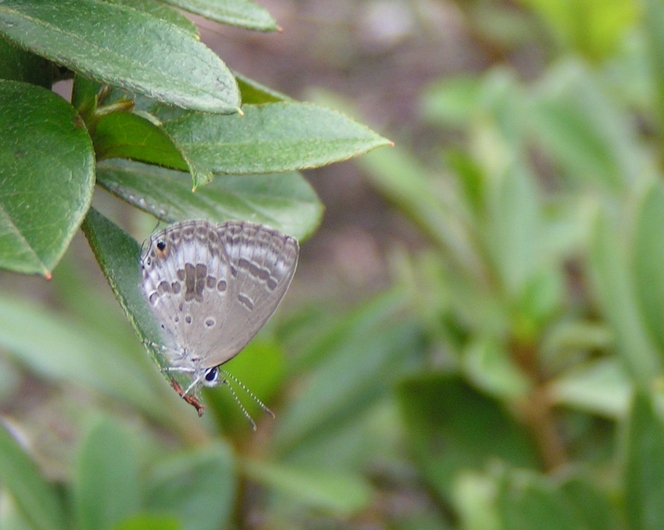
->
222;369;276;419
222;376;257;431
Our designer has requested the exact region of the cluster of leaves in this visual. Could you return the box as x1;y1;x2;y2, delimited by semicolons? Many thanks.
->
350;0;664;527
0;0;388;278
0;0;392;529
6;0;664;529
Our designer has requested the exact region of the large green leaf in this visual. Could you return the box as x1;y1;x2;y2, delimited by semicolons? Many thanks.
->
558;474;622;530
0;80;94;276
485;163;541;300
0;422;68;530
633;182;664;355
273;291;416;455
643;0;664;130
530;62;646;193
74;417;141;530
108;0;198;36
96;159;322;240
624;392;664;530
398;374;540;502
82;209;167;370
146;443;235;530
161;0;277;31
588;207;662;388
497;469;586;530
243;459;372;516
157;102;391;178
358;145;483;278
0;294;175;425
0;0;240;113
115;514;181;530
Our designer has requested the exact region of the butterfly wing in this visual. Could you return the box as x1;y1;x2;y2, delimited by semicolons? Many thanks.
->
141;220;233;367
141;220;298;370
199;221;299;368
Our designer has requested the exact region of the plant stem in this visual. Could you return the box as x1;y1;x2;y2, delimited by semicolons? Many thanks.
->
513;341;567;471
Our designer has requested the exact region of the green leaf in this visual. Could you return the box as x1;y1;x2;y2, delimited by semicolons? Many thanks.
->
421;76;482;127
161;0;278;31
588;207;662;388
0;497;36;530
530;61;646;193
235;71;291;104
158;102;391;177
558;474;622;530
633;182;664;354
93;111;189;170
0;80;94;276
548;358;630;418
74;416;141;530
0;294;169;419
96;159;323;240
358;145;483;279
0;38;52;87
624;391;664;530
81;209;186;388
497;469;585;530
643;0;664;129
114;514;181;530
452;471;501;530
243;459;372;516
0;422;68;530
107;0;199;36
398;374;540;502
462;338;531;400
146;443;235;530
273;291;416;454
0;0;240;113
485;163;541;300
517;0;636;60
512;269;565;344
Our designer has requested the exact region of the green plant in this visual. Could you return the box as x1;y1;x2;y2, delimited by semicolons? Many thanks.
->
0;0;388;278
0;1;390;529
347;1;664;527
7;0;664;529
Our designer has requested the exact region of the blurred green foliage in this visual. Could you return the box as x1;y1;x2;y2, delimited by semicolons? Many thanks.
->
3;0;664;529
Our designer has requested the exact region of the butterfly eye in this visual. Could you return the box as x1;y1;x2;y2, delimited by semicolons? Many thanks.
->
202;366;220;387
